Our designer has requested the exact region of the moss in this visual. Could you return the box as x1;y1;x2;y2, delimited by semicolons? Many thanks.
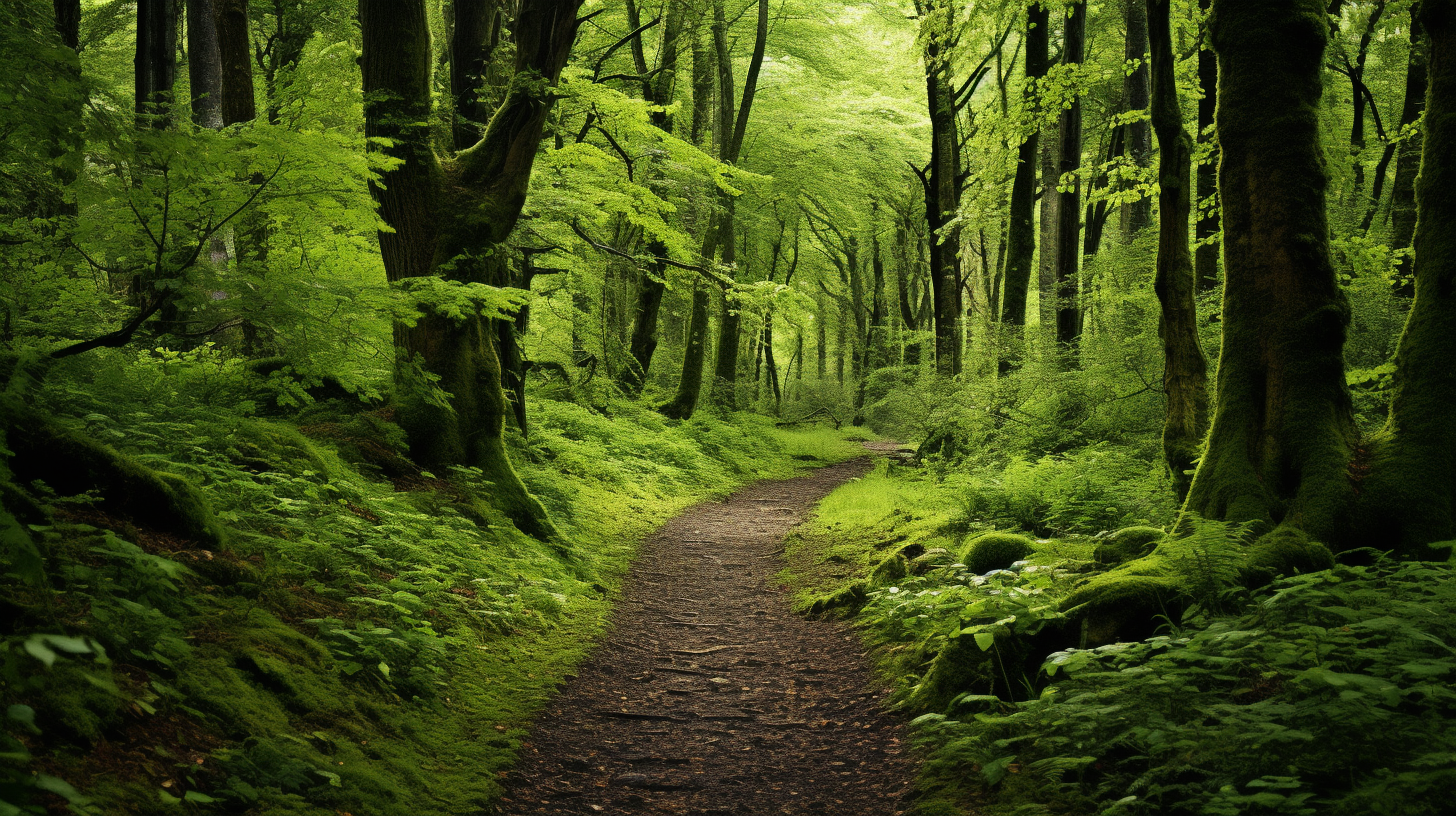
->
1244;526;1334;585
1059;571;1183;647
1094;525;1167;565
961;532;1034;575
7;414;224;546
905;631;997;712
870;553;909;587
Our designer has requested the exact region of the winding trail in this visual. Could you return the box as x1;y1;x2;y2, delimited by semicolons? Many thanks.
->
497;456;916;815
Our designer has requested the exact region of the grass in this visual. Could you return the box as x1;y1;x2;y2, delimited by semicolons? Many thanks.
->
1;379;869;816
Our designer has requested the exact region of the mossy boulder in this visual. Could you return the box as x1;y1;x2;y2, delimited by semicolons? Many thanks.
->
961;532;1034;575
1244;526;1335;586
1094;526;1168;566
1060;571;1183;647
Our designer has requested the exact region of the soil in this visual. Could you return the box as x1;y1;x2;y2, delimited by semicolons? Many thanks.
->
496;455;917;815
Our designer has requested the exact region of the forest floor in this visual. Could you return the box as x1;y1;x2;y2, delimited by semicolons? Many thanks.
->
496;453;917;816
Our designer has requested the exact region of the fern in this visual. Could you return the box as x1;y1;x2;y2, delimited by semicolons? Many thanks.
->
1162;515;1256;607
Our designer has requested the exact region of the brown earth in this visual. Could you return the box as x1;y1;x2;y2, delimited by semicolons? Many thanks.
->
495;455;918;815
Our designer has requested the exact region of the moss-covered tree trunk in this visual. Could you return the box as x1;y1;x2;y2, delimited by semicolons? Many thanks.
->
1148;0;1209;502
998;3;1050;365
361;0;582;539
662;279;712;419
1352;0;1456;552
1183;0;1358;542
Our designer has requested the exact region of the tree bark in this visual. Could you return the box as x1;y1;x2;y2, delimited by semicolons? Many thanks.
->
1038;124;1061;328
361;0;583;539
999;3;1050;338
661;280;712;418
1149;0;1210;502
450;0;503;151
187;0;225;129
925;10;962;377
1195;0;1220;291
1184;0;1356;542
1124;0;1153;233
1055;1;1086;352
136;0;178;127
214;0;255;126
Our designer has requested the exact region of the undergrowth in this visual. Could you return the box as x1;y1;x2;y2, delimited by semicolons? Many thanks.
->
1;350;863;815
784;442;1456;816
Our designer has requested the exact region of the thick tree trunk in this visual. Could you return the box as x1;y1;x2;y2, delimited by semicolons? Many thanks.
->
1124;0;1153;234
1354;0;1456;552
214;0;255;126
1195;0;1220;291
999;3;1050;346
135;0;178;127
1055;1;1086;352
361;0;582;539
1390;5;1428;294
1149;0;1210;502
187;0;225;129
1184;0;1356;542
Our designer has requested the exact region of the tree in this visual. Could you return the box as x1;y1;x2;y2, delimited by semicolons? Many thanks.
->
1123;0;1152;233
1353;0;1456;550
1054;0;1086;352
187;0;225;129
999;2;1051;344
1184;0;1355;543
1147;0;1208;502
136;0;178;127
1195;0;1220;290
914;0;964;377
360;0;584;539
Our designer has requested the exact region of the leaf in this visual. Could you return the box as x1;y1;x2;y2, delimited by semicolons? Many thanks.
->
973;631;997;651
183;791;218;803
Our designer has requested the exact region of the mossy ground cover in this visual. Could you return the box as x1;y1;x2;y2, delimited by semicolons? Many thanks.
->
1;356;866;816
783;447;1456;816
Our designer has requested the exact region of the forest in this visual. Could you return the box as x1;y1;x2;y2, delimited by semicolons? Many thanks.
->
2;0;1454;813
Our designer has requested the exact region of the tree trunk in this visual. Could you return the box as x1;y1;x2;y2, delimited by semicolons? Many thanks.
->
1124;0;1153;234
187;0;225;129
214;0;255;126
1353;0;1456;552
1038;127;1061;329
135;0;178;127
1055;1;1086;352
1149;0;1210;502
708;0;769;409
450;0;503;151
661;280;711;418
54;0;80;50
1184;0;1356;542
361;0;583;539
1390;4;1428;295
1195;0;1220;291
999;3;1050;351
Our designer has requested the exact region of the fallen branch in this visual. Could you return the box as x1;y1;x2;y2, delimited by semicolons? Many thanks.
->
775;407;842;431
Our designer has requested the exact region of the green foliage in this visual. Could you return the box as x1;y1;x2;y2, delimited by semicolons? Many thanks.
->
914;559;1456;816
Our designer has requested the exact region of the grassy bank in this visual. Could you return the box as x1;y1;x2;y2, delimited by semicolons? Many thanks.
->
784;452;1456;816
1;354;865;816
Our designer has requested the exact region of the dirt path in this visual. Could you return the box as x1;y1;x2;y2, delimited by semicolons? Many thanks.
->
496;456;916;815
